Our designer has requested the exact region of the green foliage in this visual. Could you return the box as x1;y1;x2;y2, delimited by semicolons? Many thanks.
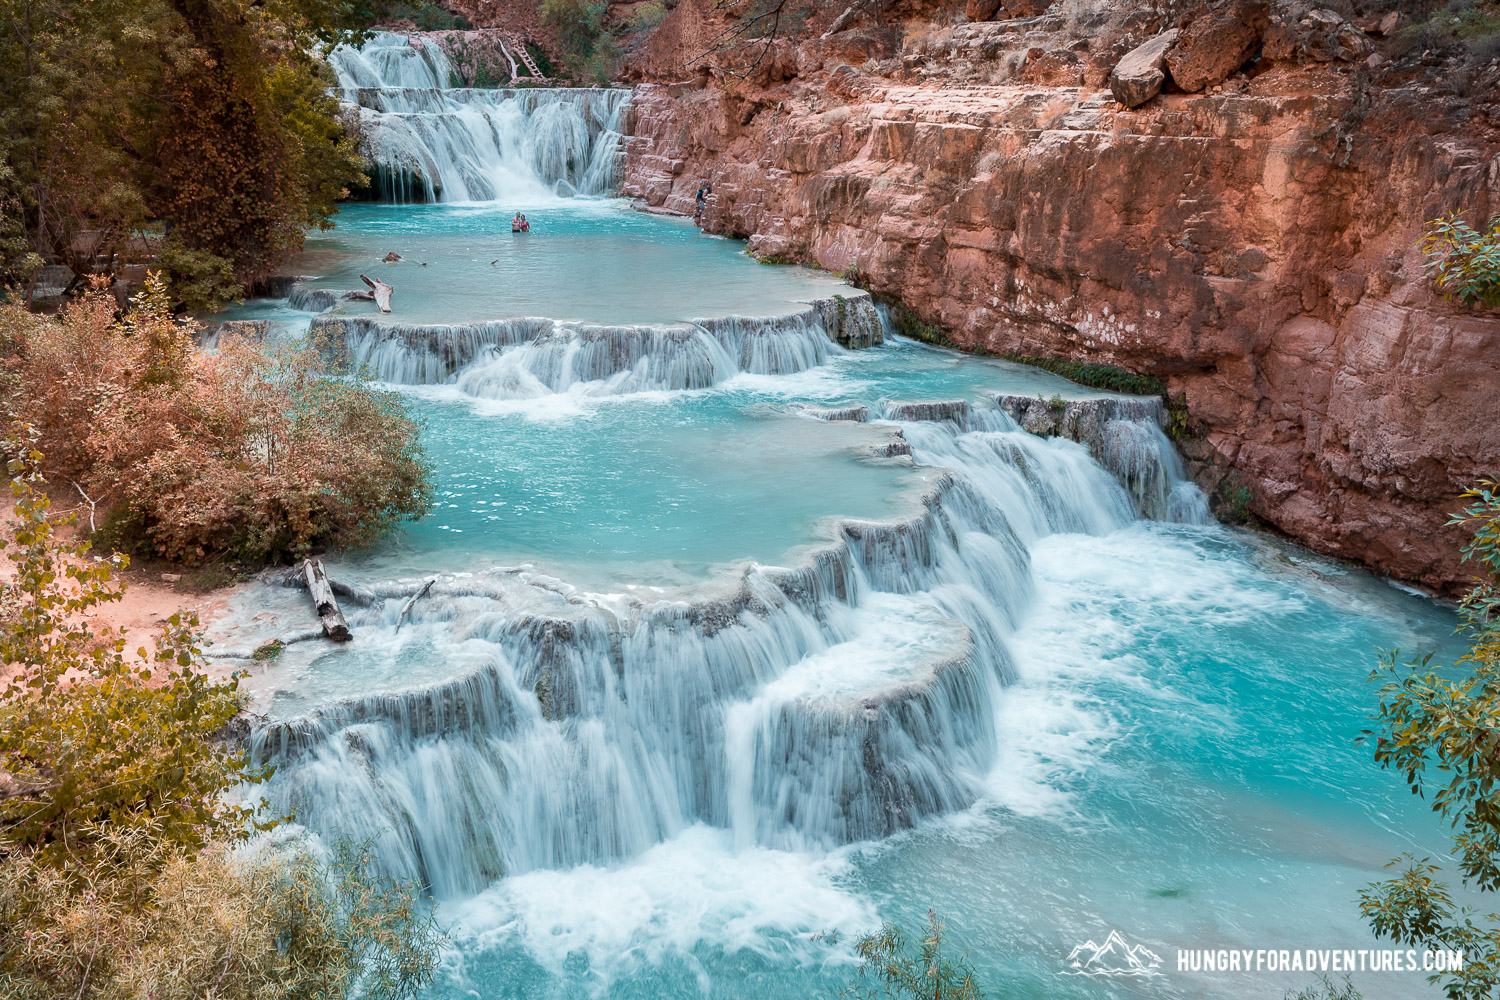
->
1421;212;1500;308
1359;481;1500;1000
1002;353;1169;397
1287;975;1363;1000
0;281;432;567
158;235;242;313
540;0;621;83
0;0;368;300
526;41;557;79
0;446;256;866
0;444;441;999
845;910;984;1000
359;0;473;30
625;0;672;33
1046;393;1066;413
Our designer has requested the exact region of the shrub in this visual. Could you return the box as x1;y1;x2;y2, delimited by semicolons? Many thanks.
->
1359;481;1500;1000
0;449;253;866
1421;211;1500;307
0;276;432;566
845;910;983;1000
0;466;442;999
540;0;621;82
625;0;672;33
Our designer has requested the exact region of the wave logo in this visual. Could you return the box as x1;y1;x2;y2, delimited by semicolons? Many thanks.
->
1059;929;1164;977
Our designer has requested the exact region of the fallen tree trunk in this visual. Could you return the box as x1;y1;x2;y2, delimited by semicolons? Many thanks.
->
302;558;352;642
394;578;436;633
275;566;378;606
360;273;393;312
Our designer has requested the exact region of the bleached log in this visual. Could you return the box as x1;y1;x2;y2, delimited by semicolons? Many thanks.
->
360;273;393;313
302;558;352;642
394;578;436;633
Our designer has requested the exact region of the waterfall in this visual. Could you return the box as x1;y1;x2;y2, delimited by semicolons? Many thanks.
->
308;294;881;396
244;381;1209;899
328;32;631;203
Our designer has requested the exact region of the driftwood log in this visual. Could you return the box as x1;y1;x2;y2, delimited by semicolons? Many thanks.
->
394;578;436;633
302;558;352;642
359;273;394;312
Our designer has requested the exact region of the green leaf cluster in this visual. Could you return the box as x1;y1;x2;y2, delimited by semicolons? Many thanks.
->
0;0;370;303
1360;481;1500;999
845;909;984;1000
1421;212;1500;309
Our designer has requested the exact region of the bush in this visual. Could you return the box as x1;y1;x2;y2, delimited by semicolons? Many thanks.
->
1421;211;1500;307
0;275;432;566
625;0;672;33
1359;482;1500;1000
0;468;442;999
845;910;983;1000
540;0;621;83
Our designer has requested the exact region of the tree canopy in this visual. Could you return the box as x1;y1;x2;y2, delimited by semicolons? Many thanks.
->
0;0;370;306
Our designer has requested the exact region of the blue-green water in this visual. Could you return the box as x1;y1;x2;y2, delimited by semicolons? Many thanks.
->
225;202;1463;1000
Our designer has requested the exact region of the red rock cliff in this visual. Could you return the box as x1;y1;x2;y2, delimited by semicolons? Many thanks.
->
619;0;1500;593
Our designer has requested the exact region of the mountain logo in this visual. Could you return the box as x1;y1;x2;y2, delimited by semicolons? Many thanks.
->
1059;929;1164;977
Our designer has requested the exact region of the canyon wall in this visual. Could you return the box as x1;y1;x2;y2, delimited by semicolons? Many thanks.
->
619;0;1500;592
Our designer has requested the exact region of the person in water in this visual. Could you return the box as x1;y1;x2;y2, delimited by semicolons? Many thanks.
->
512;212;526;233
521;214;530;233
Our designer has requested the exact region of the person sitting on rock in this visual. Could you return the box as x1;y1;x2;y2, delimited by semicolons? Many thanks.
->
694;182;711;224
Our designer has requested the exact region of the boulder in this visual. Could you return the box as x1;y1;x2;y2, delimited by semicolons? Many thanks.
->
1165;0;1270;92
1022;47;1085;87
966;0;1003;21
1002;0;1052;16
1264;5;1372;64
1108;29;1180;108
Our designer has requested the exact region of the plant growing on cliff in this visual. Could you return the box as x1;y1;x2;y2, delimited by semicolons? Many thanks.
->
0;276;432;566
1359;481;1500;1000
540;0;622;83
1421;212;1500;308
844;910;984;1000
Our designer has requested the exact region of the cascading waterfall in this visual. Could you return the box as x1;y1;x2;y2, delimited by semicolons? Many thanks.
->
328;32;630;202
249;362;1188;900
309;294;882;397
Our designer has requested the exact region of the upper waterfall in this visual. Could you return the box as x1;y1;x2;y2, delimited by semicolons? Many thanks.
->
328;32;630;203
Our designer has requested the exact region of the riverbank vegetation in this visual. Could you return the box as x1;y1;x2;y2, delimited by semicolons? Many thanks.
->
0;455;441;998
0;0;372;307
0;276;431;567
1358;482;1500;999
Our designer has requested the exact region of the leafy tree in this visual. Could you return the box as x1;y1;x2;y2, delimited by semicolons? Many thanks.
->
539;0;622;83
0;0;368;303
1360;481;1500;1000
1421;212;1500;308
0;450;442;998
0;276;432;566
845;909;984;1000
0;439;254;866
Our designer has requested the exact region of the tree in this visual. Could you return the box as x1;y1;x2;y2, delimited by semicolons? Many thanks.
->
0;276;432;566
0;442;442;999
0;0;368;305
845;909;984;1000
1360;481;1500;1000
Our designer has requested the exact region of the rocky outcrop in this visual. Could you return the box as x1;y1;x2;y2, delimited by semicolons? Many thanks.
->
1109;29;1179;107
621;0;1500;592
1165;0;1270;93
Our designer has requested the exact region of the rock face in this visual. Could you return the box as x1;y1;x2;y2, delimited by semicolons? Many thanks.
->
1109;29;1179;107
622;0;1500;593
1165;0;1270;93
